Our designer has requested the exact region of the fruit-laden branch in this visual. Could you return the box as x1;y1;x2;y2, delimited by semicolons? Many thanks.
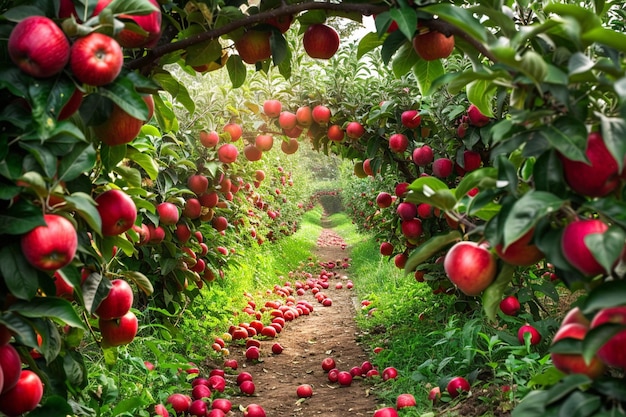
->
127;1;496;72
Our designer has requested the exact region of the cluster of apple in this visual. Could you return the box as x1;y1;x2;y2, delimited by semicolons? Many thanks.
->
234;18;340;65
321;356;395;387
0;334;44;416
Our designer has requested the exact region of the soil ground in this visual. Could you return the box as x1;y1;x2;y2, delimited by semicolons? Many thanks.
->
224;224;381;416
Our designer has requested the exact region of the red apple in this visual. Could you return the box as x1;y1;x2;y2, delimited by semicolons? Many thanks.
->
114;0;161;48
396;202;417;221
208;375;226;392
560;132;620;197
0;370;43;416
235;30;271;64
518;323;541;345
499;296;521;316
380;242;394;256
376;192;393;208
443;241;497;296
382;366;398;381
551;322;606;378
211;216;228;232
239;380;255;395
373;407;398;417
467;104;490;127
296;384;313;398
447;376;470;398
212;398;232;413
271;343;283;354
401;110;421;129
199;130;219;147
561;219;608;276
188;399;208;417
413;30;454;61
244;145;263;161
217;143;238;163
154;403;169;417
191;384;212;400
93;95;154;146
337;371;353;386
327;124;344;142
99;310;138;347
278;111;298;130
182;198;202;219
21;214;77;271
428;386;441;403
58;87;83;120
70;32;123;86
96;189;137;236
255;134;274;151
302;24;339;59
495;228;545;266
395;182;410;197
148;224;165;244
396;393;417;409
280;138;299;154
8;16;70;78
346;121;365;139
245;346;260;361
166;393;192;415
321;357;336;372
312;105;331;124
388;133;409;153
394;253;407;269
265;14;293;32
223;123;243;141
401;218;423;240
432;158;453;178
561;307;591;327
0;344;21;394
243;404;266;417
412;145;434;166
188;175;209;195
157;202;179;225
295;106;313;127
263;100;282;118
590;306;626;370
96;278;133;320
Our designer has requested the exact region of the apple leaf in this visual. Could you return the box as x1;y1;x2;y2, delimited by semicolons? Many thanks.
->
227;55;247;89
270;31;288;66
539;116;588;162
153;72;195;115
100;77;151;121
467;79;496;118
81;271;110;315
357;32;385;60
421;3;487;43
0;198;44;235
65;192;102;235
413;58;444;96
586;226;625;277
454;167;498;199
111;397;150;417
105;0;158;16
185;40;222;67
582;280;626;314
28;395;75;417
558;391;602;416
482;263;515;323
581;323;626;365
125;147;159;180
57;143;97;183
403;230;461;275
125;271;154;296
544;374;594;406
0;243;39;300
8;297;86;330
389;6;417;41
502;191;564;248
393;43;419;79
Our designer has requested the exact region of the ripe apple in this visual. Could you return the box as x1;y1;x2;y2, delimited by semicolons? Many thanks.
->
376;192;393;208
428;386;441;403
281;138;299;154
182;198;202;219
373;407;398;417
96;189;137;236
417;203;433;218
561;307;591;327
401;218;423;239
245;346;260;361
93;95;154;146
560;132;620;197
518;323;541;345
156;202;179;225
96;279;134;320
412;145;434;166
148;225;165;244
199;130;219;147
240;380;255;395
396;202;417;221
8;16;70;78
263;100;282;118
495;228;545;266
265;14;293;32
188;175;209;195
401;110;421;129
382;366;398;381
327;124;344;142
21;213;77;271
395;182;410;197
443;241;497;296
412;30;455;61
396;393;417;409
255;134;274;151
191;384;212;400
461;150;482;172
295;106;313;127
432;158;453;178
0;370;43;416
212;398;232;414
346;121;365;139
446;376;470;398
223;123;243;141
551;322;606;378
99;310;138;347
321;357;336;372
337;371;353;386
70;33;123;86
380;242;394;256
388;133;409;153
154;403;169;417
467;104;491;127
243;404;266;417
499;295;521;316
362;158;374;176
394;253;408;269
271;343;283;354
278;111;297;130
235;30;271;64
188;399;208;417
296;384;313;398
112;0;161;48
244;145;263;161
590;306;626;370
0;344;21;394
561;219;608;276
217;143;238;163
166;393;192;415
312;105;331;124
212;216;228;232
303;24;340;59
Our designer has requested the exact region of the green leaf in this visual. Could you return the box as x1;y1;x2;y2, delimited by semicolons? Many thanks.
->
28;395;74;417
185;40;222;67
57;143;96;183
357;32;385;59
126;147;158;180
104;0;158;16
581;27;626;52
0;243;39;300
389;7;417;41
124;271;154;296
100;143;127;172
511;390;550;417
421;3;487;43
559;390;602;417
503;191;564;247
599;113;626;172
0;199;45;235
381;31;407;65
467;79;496;118
111;396;149;416
581;323;626;365
405;177;457;210
153;71;195;115
539;116;588;162
543;3;602;33
270;30;288;66
586;226;624;277
114;165;143;188
226;55;247;88
404;230;462;274
582;280;626;313
64;192;102;234
100;78;150;121
393;43;419;78
412;58;444;96
455;167;497;199
9;297;86;329
153;94;178;133
81;271;110;314
545;374;593;406
482;263;515;323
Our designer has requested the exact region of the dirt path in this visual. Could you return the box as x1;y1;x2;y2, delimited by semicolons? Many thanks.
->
227;223;380;416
